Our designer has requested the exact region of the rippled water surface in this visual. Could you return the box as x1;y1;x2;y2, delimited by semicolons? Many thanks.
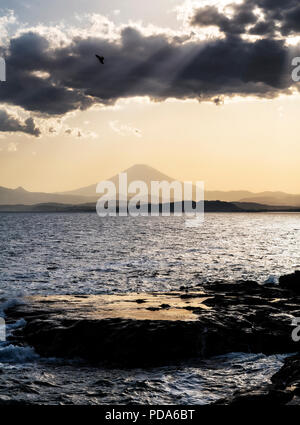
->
0;212;300;298
0;212;299;404
0;353;288;405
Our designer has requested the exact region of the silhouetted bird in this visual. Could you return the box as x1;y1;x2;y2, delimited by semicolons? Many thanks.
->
95;54;104;64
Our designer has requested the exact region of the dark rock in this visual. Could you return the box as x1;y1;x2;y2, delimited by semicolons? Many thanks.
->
271;355;300;388
135;299;146;304
5;272;300;369
279;271;300;293
219;387;294;405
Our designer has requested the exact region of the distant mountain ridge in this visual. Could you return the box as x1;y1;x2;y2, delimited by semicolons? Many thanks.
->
60;164;300;206
0;201;299;213
0;185;97;205
1;164;300;206
206;191;300;206
59;164;175;198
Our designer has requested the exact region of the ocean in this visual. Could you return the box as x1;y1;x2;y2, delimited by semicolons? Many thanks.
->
0;212;299;404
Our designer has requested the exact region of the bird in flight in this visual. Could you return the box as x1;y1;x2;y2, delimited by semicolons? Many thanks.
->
95;54;104;64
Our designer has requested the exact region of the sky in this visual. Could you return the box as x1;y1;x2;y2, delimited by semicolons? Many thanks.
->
0;0;300;193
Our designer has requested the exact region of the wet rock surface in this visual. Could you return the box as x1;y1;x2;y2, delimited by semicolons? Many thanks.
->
5;271;300;367
4;271;300;403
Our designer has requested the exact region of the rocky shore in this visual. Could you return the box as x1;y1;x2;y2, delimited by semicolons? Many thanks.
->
5;271;300;404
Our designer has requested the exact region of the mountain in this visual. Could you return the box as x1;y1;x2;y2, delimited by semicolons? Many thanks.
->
1;164;300;206
0;164;175;205
0;186;97;205
60;164;175;198
238;192;300;207
205;190;255;202
60;165;300;205
205;191;300;206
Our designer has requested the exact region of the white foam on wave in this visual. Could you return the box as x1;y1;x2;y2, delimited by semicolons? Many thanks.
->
7;318;26;330
263;275;279;285
0;344;39;363
0;297;39;365
0;297;25;317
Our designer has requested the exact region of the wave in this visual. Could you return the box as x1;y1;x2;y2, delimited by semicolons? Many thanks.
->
0;297;39;365
263;275;278;285
0;297;25;317
0;344;39;363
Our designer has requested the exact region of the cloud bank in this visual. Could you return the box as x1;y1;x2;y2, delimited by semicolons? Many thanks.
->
190;0;300;38
0;1;299;132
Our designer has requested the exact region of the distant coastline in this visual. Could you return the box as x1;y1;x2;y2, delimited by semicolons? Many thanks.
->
0;200;300;213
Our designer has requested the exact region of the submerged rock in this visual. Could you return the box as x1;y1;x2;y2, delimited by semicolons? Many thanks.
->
5;273;300;368
7;292;213;367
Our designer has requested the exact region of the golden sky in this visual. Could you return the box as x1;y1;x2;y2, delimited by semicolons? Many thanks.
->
0;93;299;193
0;0;300;194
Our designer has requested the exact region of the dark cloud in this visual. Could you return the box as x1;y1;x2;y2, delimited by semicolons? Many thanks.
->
191;4;256;36
281;5;300;36
190;0;300;38
0;109;41;136
0;22;297;116
0;32;93;115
